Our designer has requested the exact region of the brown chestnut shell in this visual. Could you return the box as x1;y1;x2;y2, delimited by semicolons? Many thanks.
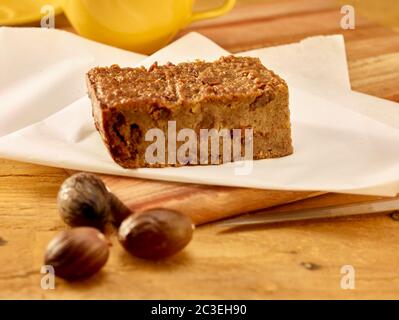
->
57;172;111;229
44;227;109;280
118;209;194;260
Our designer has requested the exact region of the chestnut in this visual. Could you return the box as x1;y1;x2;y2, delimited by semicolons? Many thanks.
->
44;227;109;280
118;208;194;260
57;172;131;229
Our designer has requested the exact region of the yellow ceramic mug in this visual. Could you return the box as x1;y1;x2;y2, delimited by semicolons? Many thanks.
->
62;0;236;54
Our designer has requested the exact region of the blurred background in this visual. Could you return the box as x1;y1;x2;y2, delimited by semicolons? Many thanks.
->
2;0;398;37
0;0;398;99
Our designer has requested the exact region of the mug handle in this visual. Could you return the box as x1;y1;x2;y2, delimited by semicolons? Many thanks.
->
190;0;236;23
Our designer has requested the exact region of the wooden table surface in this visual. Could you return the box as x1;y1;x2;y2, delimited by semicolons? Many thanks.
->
1;0;399;299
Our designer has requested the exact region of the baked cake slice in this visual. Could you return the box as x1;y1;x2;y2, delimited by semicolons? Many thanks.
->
86;56;293;168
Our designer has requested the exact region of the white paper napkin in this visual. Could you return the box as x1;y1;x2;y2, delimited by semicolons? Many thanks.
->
0;27;145;136
1;27;398;196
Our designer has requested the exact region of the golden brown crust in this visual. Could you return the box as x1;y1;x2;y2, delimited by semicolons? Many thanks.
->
86;55;287;110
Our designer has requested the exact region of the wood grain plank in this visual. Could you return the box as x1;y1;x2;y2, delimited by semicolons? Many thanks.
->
1;0;399;299
349;52;399;101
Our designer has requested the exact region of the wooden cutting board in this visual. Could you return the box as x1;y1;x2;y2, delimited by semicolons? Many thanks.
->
67;170;322;225
99;176;325;225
